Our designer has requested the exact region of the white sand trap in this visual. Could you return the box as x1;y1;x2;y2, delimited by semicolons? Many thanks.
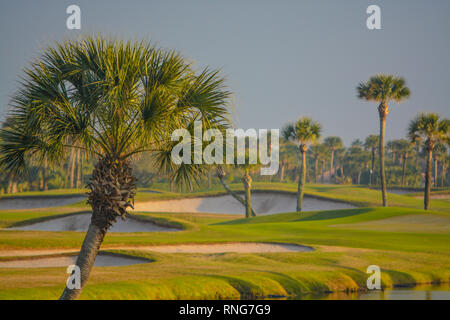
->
8;213;179;232
0;253;151;268
134;192;355;215
0;196;86;210
138;242;314;253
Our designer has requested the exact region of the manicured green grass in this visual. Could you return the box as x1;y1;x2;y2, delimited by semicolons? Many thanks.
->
0;184;449;299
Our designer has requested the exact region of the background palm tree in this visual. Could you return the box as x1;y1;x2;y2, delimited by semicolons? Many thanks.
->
395;139;413;187
408;113;449;210
310;143;327;184
433;142;448;187
364;134;379;185
282;117;321;211
0;36;231;299
357;74;411;207
323;136;343;179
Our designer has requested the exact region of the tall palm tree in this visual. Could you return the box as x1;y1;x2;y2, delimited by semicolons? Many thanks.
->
282;117;321;211
357;74;411;206
364;134;379;185
0;36;231;299
408;113;449;210
323;136;343;178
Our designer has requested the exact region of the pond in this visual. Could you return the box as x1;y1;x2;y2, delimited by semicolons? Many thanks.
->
296;284;450;300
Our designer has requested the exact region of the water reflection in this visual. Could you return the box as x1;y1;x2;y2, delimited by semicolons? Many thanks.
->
295;284;450;300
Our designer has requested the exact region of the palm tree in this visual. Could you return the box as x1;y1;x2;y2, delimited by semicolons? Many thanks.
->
323;136;343;178
364;134;379;185
282;117;321;211
408;113;449;210
395;139;413;187
433;142;448;187
310;143;327;184
0;36;231;299
357;74;411;206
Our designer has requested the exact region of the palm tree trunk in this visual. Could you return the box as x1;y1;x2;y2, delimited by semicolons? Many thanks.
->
216;167;256;216
314;157;318;184
70;148;76;189
43;156;48;191
76;148;81;188
60;156;136;300
321;160;325;183
280;163;285;182
401;154;407;187
378;105;388;207
59;223;106;300
208;170;212;189
424;147;432;210
297;147;306;211
434;158;438;187
330;150;334;177
243;168;253;218
442;165;447;187
370;148;375;185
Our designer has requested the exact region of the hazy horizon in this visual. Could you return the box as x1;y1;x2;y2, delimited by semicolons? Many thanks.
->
1;0;449;146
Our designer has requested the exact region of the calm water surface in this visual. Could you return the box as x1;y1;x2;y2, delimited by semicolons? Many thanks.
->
297;284;450;300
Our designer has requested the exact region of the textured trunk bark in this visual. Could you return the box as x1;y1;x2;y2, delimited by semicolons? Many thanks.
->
424;148;432;210
59;223;106;300
243;168;252;218
59;156;136;300
378;104;388;207
296;147;306;211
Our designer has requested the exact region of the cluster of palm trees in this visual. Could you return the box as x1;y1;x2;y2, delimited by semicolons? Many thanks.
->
275;75;448;212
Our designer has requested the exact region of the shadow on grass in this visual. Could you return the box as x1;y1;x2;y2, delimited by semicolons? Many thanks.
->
215;208;373;226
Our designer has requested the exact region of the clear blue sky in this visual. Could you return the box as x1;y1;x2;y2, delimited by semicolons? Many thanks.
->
1;0;449;145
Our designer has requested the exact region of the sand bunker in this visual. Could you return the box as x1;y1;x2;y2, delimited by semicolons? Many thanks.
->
135;242;314;253
0;243;313;258
0;195;86;210
134;192;355;215
0;253;151;268
8;213;179;232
